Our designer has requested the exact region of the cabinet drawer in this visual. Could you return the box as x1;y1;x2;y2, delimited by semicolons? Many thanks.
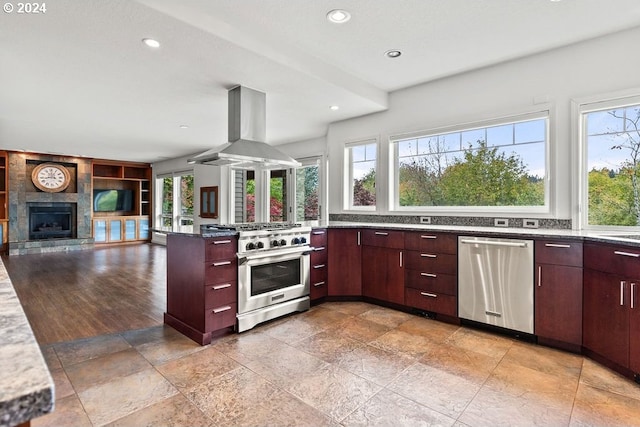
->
405;232;456;254
309;264;328;300
405;270;457;295
361;229;404;249
404;251;456;274
204;259;237;284
204;303;237;331
311;263;327;283
204;237;237;261
310;246;327;264
535;240;583;267
405;288;457;317
585;243;640;276
311;228;327;246
204;282;237;309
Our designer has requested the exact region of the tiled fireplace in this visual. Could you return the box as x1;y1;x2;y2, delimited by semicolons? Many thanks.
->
8;153;94;255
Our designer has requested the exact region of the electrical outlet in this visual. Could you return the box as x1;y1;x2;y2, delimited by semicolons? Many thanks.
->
420;216;431;224
494;218;509;227
523;219;539;229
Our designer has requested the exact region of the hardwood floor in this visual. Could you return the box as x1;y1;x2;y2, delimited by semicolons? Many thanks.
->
3;243;166;345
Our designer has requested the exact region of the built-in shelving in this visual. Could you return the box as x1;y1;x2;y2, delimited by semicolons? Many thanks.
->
92;160;151;243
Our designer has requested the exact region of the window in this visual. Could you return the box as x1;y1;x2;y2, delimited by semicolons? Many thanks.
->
581;97;640;228
346;140;377;209
233;169;290;223
269;169;288;222
393;115;547;210
295;159;321;222
233;170;256;223
231;157;323;224
156;171;194;233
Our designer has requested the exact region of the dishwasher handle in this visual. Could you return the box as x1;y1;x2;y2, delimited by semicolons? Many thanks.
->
459;238;528;248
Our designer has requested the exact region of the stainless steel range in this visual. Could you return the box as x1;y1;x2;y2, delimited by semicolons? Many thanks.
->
203;222;312;332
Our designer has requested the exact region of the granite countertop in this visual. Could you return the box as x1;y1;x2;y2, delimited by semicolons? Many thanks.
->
0;258;54;427
327;221;640;247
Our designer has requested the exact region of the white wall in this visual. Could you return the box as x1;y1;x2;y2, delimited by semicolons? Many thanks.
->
327;25;640;224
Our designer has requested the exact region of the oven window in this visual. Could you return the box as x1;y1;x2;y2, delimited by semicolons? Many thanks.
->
251;259;300;296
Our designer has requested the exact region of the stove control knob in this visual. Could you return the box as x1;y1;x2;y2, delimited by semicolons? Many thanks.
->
300;237;307;244
271;240;279;247
279;239;287;246
256;241;264;249
292;237;300;245
246;242;256;250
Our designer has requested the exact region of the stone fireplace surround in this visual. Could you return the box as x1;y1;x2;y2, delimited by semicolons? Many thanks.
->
8;153;94;255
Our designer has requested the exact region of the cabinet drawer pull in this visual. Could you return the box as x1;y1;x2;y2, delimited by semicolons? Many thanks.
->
212;261;232;267
420;272;437;278
314;246;326;251
614;251;640;258
544;243;571;248
420;253;437;258
213;306;232;314
375;231;389;236
632;283;636;309
399;251;403;267
312;231;326;235
313;281;326;287
313;264;326;269
357;231;361;246
421;235;437;239
212;283;232;290
213;240;232;245
420;292;437;298
621;281;626;306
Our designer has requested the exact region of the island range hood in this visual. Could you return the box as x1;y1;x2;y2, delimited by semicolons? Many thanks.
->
188;85;301;169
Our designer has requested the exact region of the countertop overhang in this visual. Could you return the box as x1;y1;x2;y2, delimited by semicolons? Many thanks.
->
0;258;54;427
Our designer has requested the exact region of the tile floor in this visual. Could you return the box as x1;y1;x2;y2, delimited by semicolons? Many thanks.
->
33;302;640;426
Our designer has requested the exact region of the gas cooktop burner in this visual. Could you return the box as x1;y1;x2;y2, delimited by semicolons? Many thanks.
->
200;222;302;233
233;222;302;232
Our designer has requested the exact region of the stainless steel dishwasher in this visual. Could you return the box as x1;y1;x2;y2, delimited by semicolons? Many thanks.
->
458;236;534;334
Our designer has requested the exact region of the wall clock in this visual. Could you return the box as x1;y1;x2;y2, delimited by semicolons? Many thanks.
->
32;163;71;192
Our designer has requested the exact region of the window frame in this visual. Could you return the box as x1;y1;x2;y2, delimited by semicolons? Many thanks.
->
155;170;194;233
291;156;323;225
575;92;640;231
344;138;378;211
389;111;551;215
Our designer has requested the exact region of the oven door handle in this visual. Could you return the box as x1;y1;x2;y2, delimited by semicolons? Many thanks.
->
237;247;311;264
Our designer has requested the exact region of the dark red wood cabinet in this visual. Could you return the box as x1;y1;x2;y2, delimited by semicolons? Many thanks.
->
534;240;583;350
310;228;328;301
327;228;362;296
165;234;238;345
361;245;404;304
583;243;640;374
403;232;457;317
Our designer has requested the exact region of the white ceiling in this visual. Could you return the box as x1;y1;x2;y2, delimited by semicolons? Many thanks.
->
1;0;640;163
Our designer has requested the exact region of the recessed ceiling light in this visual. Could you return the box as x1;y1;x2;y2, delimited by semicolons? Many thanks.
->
179;124;189;129
327;9;351;24
330;105;339;111
142;38;160;48
384;49;402;59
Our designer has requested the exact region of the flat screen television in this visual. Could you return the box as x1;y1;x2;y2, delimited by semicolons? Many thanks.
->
93;189;134;212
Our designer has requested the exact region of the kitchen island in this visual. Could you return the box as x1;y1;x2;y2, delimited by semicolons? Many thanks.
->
0;257;54;427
